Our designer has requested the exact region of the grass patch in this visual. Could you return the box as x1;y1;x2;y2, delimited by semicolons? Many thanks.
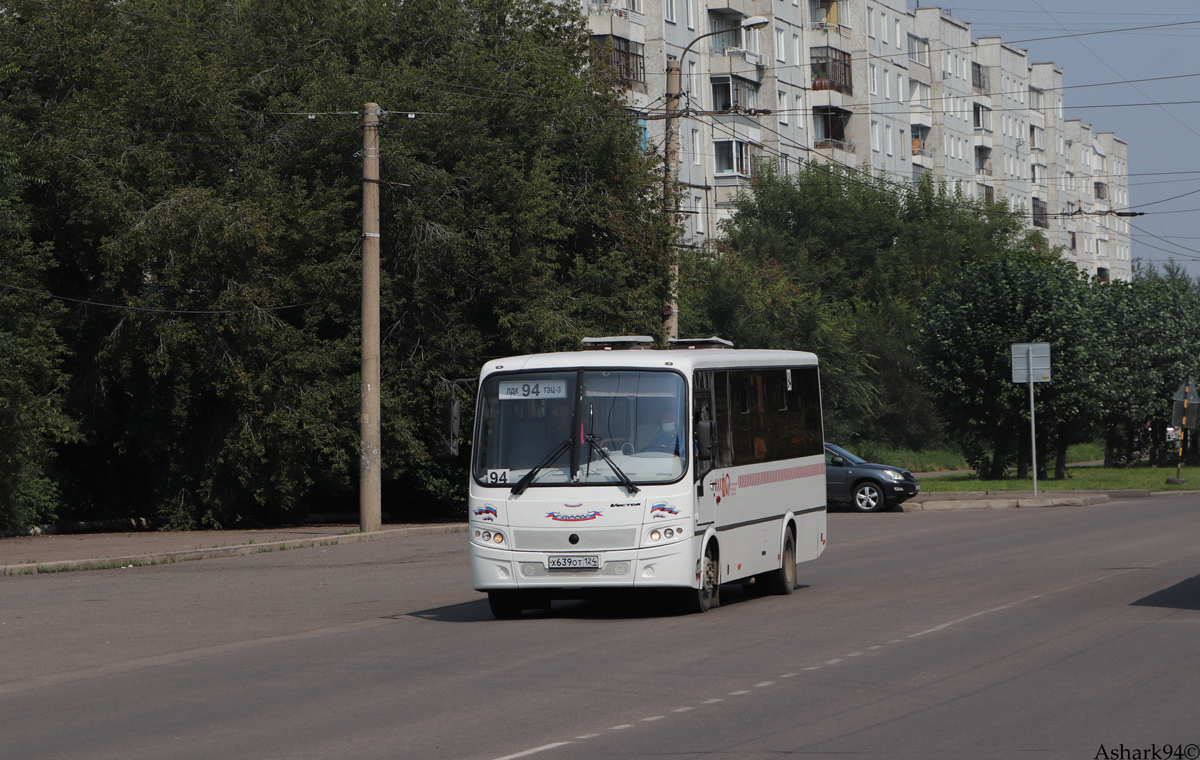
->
843;444;967;473
921;464;1200;493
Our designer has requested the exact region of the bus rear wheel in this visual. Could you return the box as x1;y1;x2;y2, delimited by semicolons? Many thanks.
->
488;591;524;620
761;531;796;596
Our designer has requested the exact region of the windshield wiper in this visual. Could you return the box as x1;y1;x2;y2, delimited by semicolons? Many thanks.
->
584;435;640;494
510;439;572;496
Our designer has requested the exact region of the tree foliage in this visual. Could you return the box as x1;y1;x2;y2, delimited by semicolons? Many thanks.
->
685;163;1035;446
1;0;674;528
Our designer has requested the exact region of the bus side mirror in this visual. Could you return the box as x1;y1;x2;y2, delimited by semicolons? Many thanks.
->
696;420;713;461
442;397;461;459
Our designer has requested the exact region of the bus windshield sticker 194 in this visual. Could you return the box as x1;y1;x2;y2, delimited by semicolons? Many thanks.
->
498;380;567;400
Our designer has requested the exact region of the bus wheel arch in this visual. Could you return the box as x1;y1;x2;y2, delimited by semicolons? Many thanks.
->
685;538;721;613
762;522;797;595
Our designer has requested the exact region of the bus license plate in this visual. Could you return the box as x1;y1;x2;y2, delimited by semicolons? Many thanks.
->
548;555;599;570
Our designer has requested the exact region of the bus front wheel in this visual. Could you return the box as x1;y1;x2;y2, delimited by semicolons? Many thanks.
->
685;544;720;613
488;591;524;620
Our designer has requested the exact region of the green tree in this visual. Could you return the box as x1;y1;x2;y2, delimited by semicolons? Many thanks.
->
0;61;77;530
916;257;1108;479
705;162;1034;447
3;0;674;526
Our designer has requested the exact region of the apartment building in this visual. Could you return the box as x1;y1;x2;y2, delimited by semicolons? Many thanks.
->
583;0;1131;280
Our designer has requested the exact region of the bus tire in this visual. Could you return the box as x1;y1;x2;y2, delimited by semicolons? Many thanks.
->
685;543;720;613
763;530;796;596
488;591;524;620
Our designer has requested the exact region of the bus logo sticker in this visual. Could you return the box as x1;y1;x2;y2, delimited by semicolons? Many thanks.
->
546;510;602;522
650;503;679;518
610;501;640;509
474;505;498;521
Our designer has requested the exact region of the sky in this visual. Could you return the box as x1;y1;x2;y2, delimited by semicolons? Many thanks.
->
912;0;1200;276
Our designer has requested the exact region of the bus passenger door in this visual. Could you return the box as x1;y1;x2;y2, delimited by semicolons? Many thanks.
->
694;371;728;528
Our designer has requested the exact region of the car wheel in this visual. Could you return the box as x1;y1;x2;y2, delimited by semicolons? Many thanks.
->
852;481;886;513
761;530;796;595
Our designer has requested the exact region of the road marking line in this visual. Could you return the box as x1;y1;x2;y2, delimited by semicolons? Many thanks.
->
702;698;724;704
642;716;665;722
868;645;883;650
729;690;750;695
847;652;863;657
780;673;798;678
609;724;633;731
575;734;600;739
887;639;904;644
672;707;695;713
494;742;572;760
804;666;821;671
755;681;775;687
825;659;842;665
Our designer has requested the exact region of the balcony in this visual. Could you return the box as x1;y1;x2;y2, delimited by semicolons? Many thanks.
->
975;162;993;176
815;138;854;152
587;1;645;25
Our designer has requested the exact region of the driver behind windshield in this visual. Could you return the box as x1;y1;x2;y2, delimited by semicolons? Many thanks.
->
648;409;682;454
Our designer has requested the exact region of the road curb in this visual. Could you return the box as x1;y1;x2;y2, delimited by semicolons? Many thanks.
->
902;493;1111;512
0;523;468;577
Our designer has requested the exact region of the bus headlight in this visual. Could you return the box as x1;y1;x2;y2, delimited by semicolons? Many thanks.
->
492;532;505;544
482;531;492;542
650;529;662;541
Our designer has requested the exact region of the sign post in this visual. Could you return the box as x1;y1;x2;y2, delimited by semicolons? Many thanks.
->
1012;343;1051;496
1168;376;1198;485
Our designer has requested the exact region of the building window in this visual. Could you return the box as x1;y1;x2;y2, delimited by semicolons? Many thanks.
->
665;0;675;23
899;128;906;160
810;46;853;94
694;195;705;234
692;128;701;165
971;62;988;93
872;120;880;152
686;0;695;29
885;123;893;156
813;106;852;150
883;68;890;99
714;139;755;174
778;90;788;124
880;12;887;44
1032;197;1049;228
894;19;901;48
711;75;758;111
591;36;645;86
869;64;878;95
973;103;991;132
908;35;929;66
775;28;785;62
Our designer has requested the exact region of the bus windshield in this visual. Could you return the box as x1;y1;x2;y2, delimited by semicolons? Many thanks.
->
473;369;687;488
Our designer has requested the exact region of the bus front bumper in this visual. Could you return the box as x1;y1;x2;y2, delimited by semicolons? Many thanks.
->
471;540;699;591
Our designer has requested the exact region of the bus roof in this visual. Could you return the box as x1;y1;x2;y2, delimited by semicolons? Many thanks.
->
480;347;819;379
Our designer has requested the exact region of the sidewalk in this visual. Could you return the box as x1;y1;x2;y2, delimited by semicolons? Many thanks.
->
0;523;466;576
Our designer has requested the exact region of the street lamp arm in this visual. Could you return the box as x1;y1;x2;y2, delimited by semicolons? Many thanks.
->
675;15;770;63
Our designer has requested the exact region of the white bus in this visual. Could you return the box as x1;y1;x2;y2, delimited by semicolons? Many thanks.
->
465;337;826;618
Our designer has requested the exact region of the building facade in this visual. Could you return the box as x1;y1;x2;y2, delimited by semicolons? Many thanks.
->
583;0;1132;281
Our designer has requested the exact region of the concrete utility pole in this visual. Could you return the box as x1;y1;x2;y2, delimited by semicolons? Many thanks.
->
360;103;382;533
663;58;682;342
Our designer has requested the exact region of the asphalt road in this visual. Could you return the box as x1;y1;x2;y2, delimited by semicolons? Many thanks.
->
2;496;1198;760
